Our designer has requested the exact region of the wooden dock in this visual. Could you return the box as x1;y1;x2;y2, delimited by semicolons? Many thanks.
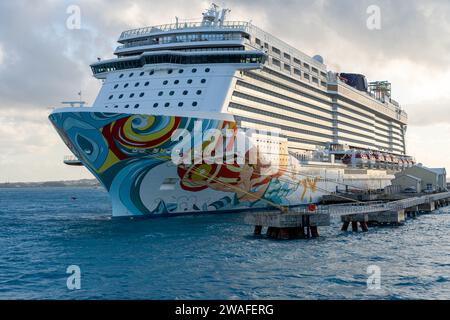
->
245;192;450;238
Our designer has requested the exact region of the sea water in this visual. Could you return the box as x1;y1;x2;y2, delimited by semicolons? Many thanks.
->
0;187;449;300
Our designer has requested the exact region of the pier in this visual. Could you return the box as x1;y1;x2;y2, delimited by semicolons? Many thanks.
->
245;192;450;239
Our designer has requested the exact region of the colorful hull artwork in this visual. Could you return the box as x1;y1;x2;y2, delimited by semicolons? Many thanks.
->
49;111;325;217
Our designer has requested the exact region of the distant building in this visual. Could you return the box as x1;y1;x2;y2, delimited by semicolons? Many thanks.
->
391;165;447;193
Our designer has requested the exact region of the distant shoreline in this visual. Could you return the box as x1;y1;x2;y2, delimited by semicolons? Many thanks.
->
0;179;101;189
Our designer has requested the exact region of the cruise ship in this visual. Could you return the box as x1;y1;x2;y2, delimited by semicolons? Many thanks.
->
49;4;415;217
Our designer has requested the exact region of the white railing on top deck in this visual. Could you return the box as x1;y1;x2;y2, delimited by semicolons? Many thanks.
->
119;21;251;41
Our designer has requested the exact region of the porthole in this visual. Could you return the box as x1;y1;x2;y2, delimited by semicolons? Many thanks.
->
130;93;135;98
192;102;198;107
168;69;173;74
174;80;179;85
114;84;119;89
124;104;130;108
205;68;210;73
135;82;140;87
124;83;129;88
163;80;168;85
149;70;155;75
169;91;174;96
134;104;140;109
165;102;170;108
119;74;124;78
114;105;118;108
183;90;188;95
129;73;134;77
158;91;163;96
139;72;145;76
153;103;158;108
119;94;124;99
187;79;193;84
144;82;150;86
178;102;184;107
105;106;108;108
108;95;113;100
192;68;197;73
140;92;145;97
178;69;184;74
201;79;206;84
196;90;202;95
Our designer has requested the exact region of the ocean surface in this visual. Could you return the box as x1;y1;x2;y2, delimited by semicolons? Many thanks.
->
0;187;449;300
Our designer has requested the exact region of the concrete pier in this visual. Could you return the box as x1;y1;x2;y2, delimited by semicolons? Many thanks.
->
245;192;450;238
245;209;330;240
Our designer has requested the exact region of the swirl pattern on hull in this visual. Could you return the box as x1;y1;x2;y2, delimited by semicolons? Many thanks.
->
49;112;318;216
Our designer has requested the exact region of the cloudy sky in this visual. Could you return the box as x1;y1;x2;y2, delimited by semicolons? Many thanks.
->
0;0;449;182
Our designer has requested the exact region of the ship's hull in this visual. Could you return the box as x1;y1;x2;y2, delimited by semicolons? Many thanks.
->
49;110;390;217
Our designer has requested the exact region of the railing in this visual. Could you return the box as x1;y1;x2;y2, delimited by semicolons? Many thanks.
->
119;21;250;41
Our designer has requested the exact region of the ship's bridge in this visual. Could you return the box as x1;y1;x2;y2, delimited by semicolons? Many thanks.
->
116;4;250;57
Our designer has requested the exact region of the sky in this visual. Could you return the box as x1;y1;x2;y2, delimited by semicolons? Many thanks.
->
0;0;449;182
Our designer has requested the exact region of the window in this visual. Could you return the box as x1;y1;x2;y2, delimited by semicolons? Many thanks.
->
153;103;158;108
139;72;145;76
158;91;163;96
293;58;301;65
129;73;134;77
303;63;310;70
168;69;173;74
183;90;188;95
321;81;327;87
284;53;291;60
134;104;139;109
119;74;124;78
149;70;155;75
192;68;197;73
114;105;118;108
169;91;175;96
187;79;193;84
105;105;108;108
178;102;184;107
163;80;168;85
255;38;261;45
294;68;301;76
144;82;150;86
108;95;113;100
178;69;184;74
129;93;135;98
284;64;291;72
196;90;202;95
312;77;319;84
165;102;170;107
124;83;129;88
205;68;210;73
304;73;310;80
264;43;269;49
114;84;119;89
201;79;206;84
140;92;145;97
192;102;198;107
272;47;280;55
119;94;124;99
272;58;281;67
312;67;318;74
135;82;140;87
321;71;327;78
124;104;130;108
174;80;179;85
